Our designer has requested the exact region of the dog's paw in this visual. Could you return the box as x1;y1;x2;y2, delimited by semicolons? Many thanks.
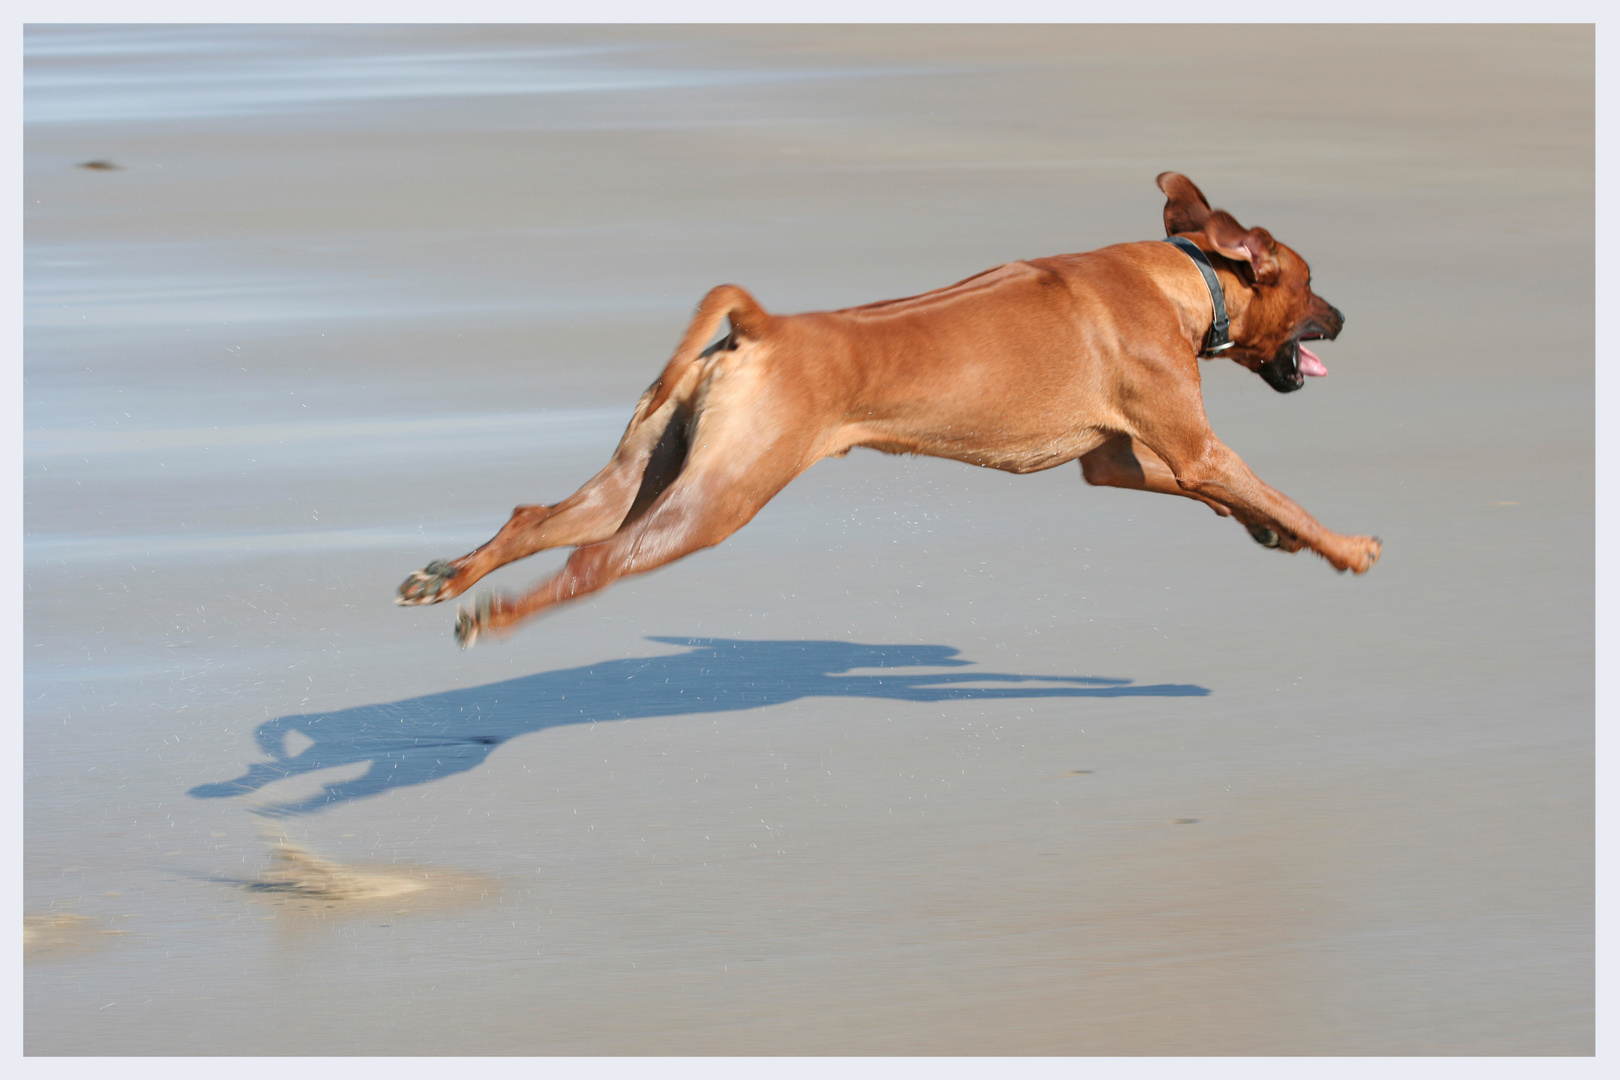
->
397;560;459;606
1330;536;1382;574
1353;536;1382;574
453;592;495;649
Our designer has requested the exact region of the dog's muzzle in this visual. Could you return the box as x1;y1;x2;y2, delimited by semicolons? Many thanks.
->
1258;305;1343;393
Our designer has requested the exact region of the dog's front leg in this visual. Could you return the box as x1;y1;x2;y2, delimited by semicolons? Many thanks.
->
1080;434;1231;516
1148;431;1381;573
1079;435;1326;550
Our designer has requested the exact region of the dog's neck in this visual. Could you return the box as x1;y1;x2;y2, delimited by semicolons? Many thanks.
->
1163;236;1235;356
1209;265;1257;345
1198;254;1267;352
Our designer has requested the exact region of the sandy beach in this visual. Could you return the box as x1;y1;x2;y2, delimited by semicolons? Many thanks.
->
24;25;1592;1054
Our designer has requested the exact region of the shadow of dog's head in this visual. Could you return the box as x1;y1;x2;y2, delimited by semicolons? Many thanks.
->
1158;172;1345;394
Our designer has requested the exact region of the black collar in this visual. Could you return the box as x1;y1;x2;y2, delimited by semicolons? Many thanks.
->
1163;236;1233;356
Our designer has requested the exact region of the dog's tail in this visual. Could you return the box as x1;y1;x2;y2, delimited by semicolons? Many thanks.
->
643;284;768;416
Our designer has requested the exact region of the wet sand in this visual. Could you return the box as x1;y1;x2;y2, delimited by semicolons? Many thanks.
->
24;26;1592;1054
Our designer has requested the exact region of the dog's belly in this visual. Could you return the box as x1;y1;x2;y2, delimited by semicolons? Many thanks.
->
827;349;1127;474
841;420;1114;474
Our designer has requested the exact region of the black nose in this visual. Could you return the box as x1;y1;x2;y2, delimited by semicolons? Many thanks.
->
1326;304;1345;338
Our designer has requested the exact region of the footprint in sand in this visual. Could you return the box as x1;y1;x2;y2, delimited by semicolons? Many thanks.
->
234;835;486;914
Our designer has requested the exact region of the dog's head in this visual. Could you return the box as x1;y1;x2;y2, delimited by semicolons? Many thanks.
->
1157;172;1344;393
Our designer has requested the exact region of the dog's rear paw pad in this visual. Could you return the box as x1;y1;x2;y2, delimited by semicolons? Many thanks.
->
396;560;458;606
453;592;494;650
454;609;478;649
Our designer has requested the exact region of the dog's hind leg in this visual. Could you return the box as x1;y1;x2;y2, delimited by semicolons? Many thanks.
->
397;285;767;608
396;394;691;606
451;396;825;647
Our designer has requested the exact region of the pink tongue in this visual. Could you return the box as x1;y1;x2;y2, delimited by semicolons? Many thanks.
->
1298;344;1328;377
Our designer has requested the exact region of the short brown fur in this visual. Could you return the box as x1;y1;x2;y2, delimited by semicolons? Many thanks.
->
398;174;1380;646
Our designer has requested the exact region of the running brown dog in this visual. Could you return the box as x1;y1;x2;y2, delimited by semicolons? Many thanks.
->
399;173;1380;647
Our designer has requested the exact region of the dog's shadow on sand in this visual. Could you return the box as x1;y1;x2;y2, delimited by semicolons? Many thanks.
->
190;636;1208;816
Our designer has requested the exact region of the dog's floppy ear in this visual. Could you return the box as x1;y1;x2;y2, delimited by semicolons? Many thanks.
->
1157;172;1212;235
1202;209;1281;285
